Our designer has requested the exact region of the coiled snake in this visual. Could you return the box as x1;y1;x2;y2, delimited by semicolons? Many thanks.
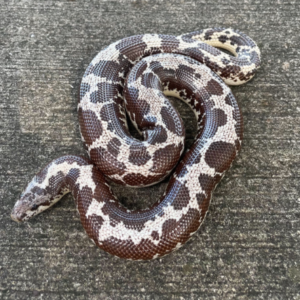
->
11;28;261;260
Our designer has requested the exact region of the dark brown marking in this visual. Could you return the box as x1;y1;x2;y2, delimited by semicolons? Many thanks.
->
229;35;244;46
205;141;236;173
196;193;205;208
198;174;215;194
134;60;148;78
122;173;163;187
89;147;126;176
90;82;122;104
151;125;168;144
218;35;229;43
128;145;151;166
162;219;178;237
151;144;182;173
115;35;148;61
92;60;120;80
224;94;232;106
100;103;120;122
206;79;224;96
107;137;122;158
169;182;190;210
213;108;227;127
78;108;103;146
160;35;180;49
151;231;159;240
66;168;80;187
88;215;104;239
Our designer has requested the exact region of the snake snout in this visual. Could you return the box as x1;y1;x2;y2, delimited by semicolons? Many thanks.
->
11;203;24;223
11;193;39;222
11;212;22;223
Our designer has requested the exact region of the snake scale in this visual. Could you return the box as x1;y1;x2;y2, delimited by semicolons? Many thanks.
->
11;28;261;260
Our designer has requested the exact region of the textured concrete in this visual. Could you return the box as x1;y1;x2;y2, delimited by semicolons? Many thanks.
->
1;0;300;299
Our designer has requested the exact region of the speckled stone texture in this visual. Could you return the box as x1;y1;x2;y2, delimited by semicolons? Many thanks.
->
1;0;300;299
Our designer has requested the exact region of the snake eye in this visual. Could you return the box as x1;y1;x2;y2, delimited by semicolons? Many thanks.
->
31;204;39;211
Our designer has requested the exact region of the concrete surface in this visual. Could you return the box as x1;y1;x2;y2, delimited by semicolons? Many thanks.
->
1;0;300;299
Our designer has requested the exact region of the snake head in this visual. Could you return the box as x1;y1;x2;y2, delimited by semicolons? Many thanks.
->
11;178;58;222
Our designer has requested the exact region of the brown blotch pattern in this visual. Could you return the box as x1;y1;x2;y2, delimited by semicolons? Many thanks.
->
170;182;190;210
128;145;151;166
198;174;215;194
213;108;227;127
106;137;122;158
151;231;159;240
78;108;103;146
22;29;260;259
151;144;181;173
206;79;224;96
205;141;236;173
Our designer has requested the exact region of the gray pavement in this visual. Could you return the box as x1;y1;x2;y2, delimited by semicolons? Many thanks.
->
1;1;299;299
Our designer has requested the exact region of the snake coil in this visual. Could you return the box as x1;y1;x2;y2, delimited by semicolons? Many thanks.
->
11;28;260;260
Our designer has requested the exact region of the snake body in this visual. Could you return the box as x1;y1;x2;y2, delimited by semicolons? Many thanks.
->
11;28;261;260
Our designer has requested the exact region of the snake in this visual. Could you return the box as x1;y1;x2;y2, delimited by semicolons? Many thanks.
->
11;28;261;260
